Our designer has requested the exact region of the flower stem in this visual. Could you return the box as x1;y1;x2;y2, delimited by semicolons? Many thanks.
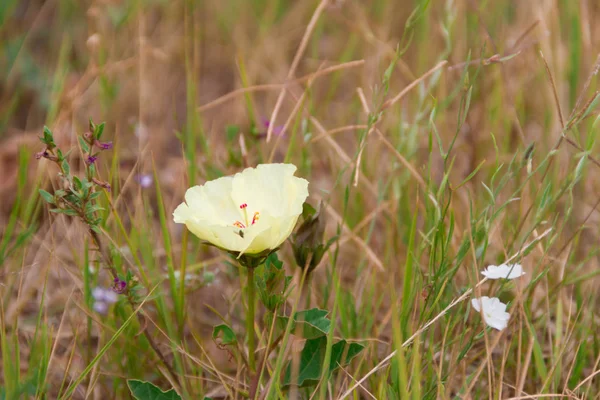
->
247;267;256;372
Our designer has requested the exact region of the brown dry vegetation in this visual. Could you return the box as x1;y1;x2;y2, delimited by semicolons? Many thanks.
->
2;0;600;399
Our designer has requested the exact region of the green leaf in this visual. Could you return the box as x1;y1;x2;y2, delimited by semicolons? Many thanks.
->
42;126;55;148
43;126;52;140
283;337;364;387
49;208;79;217
277;308;331;339
82;184;90;200
256;252;289;311
78;136;90;153
126;380;181;400
225;125;240;142
212;324;237;346
89;191;103;200
61;159;70;176
85;204;105;214
64;193;81;206
301;202;317;220
73;176;83;191
38;189;55;205
95;122;105;140
265;252;283;270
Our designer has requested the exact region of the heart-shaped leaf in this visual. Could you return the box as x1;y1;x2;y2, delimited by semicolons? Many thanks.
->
212;324;237;346
127;380;181;400
277;308;331;339
283;337;365;387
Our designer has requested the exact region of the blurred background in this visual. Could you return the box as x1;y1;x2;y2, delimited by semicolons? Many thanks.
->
2;0;600;398
2;0;600;200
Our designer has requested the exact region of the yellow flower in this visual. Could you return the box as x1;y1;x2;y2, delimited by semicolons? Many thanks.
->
173;164;309;256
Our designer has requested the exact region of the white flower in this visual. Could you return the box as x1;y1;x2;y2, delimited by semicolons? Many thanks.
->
93;302;108;314
481;263;525;280
92;287;118;314
173;164;309;255
92;287;118;303
471;296;510;331
136;174;153;188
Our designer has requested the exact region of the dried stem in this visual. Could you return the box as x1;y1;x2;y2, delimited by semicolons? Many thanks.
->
89;227;179;384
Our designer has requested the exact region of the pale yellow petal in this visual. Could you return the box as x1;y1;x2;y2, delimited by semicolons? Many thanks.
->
173;202;191;224
237;213;299;254
232;164;305;217
184;176;238;225
174;163;309;254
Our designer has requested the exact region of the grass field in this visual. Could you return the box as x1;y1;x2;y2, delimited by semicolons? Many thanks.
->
2;0;600;398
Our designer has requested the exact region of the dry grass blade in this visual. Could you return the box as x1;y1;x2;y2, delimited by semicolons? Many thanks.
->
197;60;364;113
3;1;600;398
338;228;553;400
380;60;447;110
267;0;331;142
539;50;565;129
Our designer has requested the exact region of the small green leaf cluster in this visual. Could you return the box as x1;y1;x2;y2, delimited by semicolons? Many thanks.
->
36;120;111;233
256;252;292;311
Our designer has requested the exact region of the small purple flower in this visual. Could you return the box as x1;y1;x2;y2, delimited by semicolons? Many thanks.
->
112;277;127;294
35;149;58;161
35;150;47;160
86;155;98;164
135;174;153;188
261;117;284;137
97;141;113;150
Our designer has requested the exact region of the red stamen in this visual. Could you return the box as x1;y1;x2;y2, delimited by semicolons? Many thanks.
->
240;203;248;209
251;212;260;225
233;221;246;229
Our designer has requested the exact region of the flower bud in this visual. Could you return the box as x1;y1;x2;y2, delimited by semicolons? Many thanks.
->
35;149;58;162
97;141;113;150
86;33;102;54
291;202;335;273
62;176;71;190
35;149;47;160
92;177;111;192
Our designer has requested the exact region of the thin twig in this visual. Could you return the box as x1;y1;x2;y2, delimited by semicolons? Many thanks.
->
89;228;179;383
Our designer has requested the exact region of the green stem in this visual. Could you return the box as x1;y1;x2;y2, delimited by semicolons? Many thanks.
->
247;267;256;372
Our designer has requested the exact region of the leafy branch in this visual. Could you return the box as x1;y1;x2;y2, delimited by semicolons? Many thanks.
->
36;120;178;384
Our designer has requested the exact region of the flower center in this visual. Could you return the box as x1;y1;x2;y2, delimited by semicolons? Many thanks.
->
233;203;259;229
